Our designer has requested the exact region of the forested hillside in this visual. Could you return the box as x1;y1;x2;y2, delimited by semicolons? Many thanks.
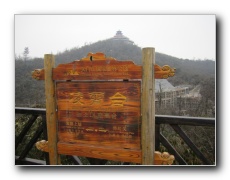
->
15;38;215;107
54;39;215;86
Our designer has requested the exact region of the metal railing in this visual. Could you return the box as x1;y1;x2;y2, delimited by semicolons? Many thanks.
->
15;107;215;165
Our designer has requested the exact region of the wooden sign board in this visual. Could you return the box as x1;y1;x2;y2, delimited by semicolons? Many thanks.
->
32;53;175;81
33;52;175;164
57;81;141;150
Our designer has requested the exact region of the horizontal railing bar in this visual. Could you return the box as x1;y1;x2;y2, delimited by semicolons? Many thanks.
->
15;107;46;115
15;107;215;165
15;107;215;126
156;115;215;126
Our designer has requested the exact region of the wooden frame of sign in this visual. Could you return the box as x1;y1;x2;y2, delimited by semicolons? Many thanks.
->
33;49;175;165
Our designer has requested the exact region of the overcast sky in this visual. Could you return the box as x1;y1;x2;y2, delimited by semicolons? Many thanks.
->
3;0;230;178
15;15;215;60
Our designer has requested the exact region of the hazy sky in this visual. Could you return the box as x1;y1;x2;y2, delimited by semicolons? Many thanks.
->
3;0;230;178
15;15;215;60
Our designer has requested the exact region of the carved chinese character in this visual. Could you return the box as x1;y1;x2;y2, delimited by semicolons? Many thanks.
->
98;113;103;119
111;113;117;119
109;92;126;106
123;125;127;131
76;112;82;118
89;92;104;105
66;69;79;76
83;112;89;117
66;111;73;120
104;113;110;119
74;122;82;127
70;92;84;105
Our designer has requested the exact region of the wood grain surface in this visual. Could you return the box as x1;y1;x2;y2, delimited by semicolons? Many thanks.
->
33;53;175;164
32;58;175;81
56;81;141;153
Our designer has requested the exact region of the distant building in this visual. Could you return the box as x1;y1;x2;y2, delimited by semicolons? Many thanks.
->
177;85;202;110
111;30;134;44
155;79;201;114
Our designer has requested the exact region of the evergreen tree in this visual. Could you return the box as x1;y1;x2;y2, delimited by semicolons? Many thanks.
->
23;47;29;61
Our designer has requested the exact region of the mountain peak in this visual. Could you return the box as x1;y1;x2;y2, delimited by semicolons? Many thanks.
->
110;30;134;44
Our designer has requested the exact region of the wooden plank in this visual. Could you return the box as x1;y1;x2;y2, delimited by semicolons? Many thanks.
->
53;59;142;80
141;48;155;165
57;142;142;163
44;54;60;165
31;54;175;81
31;52;176;165
56;81;141;150
35;140;175;164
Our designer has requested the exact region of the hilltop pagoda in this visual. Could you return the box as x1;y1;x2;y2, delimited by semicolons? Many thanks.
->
111;30;134;44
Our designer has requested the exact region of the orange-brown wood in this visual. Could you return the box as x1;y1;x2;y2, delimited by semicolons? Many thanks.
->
154;151;175;165
57;142;141;163
36;140;174;165
53;60;142;80
36;140;141;163
31;53;175;81
31;69;45;80
33;52;176;165
80;52;116;61
44;54;60;165
56;81;141;150
141;48;155;165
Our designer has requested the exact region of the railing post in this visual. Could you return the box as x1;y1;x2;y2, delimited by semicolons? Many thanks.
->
141;48;155;165
41;115;50;165
155;124;160;151
44;54;60;165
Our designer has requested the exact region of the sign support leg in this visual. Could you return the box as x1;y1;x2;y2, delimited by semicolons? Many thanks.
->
44;54;60;165
141;48;155;165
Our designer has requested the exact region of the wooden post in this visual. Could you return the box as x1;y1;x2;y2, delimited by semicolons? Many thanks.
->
141;48;155;165
44;54;60;165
